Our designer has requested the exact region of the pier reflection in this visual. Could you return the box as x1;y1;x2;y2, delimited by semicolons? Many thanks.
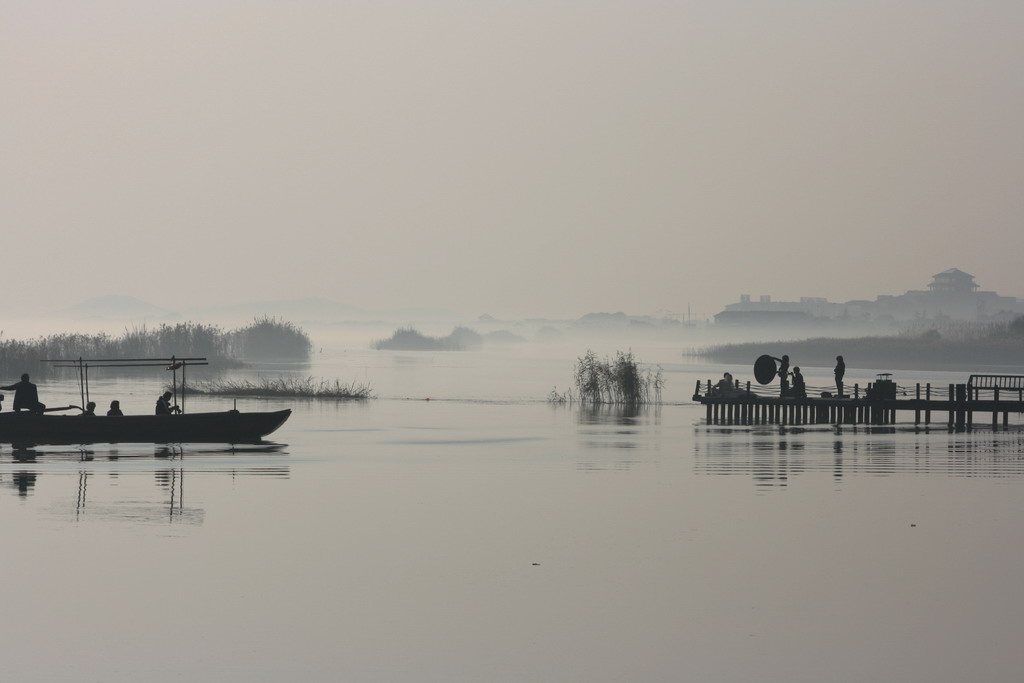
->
694;425;1024;488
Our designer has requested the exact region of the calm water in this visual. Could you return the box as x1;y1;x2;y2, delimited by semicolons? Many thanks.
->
2;346;1023;682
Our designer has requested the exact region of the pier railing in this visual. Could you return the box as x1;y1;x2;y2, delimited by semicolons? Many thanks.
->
693;378;1024;431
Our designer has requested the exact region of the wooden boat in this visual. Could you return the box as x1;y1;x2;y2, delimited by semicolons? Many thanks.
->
0;356;291;445
0;408;291;446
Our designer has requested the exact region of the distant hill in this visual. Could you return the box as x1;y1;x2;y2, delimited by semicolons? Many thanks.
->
55;295;176;320
187;298;460;324
188;297;368;323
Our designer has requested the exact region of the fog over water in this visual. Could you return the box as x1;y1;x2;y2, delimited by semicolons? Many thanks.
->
4;1;1024;320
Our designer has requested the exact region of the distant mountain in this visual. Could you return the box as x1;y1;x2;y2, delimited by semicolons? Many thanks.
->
55;295;177;320
187;298;462;324
188;297;369;322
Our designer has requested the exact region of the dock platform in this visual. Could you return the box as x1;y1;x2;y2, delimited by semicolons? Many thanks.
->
693;376;1024;431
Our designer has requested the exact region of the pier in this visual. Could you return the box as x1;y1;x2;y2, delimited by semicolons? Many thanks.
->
693;374;1024;431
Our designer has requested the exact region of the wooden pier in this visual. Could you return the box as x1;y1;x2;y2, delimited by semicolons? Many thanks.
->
693;374;1024;431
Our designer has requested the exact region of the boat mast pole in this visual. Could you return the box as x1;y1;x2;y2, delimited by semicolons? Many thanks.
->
182;361;187;415
77;357;85;409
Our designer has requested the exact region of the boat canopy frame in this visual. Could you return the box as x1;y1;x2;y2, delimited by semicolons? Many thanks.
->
40;357;209;414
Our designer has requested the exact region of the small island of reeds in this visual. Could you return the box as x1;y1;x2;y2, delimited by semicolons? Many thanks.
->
372;326;482;351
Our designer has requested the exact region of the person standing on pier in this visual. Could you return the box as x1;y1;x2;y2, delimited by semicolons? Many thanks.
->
771;355;791;395
835;355;846;396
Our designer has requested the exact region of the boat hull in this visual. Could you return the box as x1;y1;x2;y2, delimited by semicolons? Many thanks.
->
0;409;291;446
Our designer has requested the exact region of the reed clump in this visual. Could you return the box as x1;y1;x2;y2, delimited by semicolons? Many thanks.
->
557;350;663;405
228;316;312;360
180;377;372;400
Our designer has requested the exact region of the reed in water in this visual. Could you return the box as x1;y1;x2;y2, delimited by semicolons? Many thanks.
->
180;377;372;400
551;350;663;405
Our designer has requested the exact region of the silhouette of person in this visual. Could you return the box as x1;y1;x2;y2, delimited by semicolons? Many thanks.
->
715;372;734;396
107;400;123;416
791;367;806;398
81;401;96;416
155;391;181;415
835;355;846;396
0;373;46;413
771;355;790;394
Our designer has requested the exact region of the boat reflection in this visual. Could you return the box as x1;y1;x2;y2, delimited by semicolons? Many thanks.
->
0;442;290;524
3;470;37;497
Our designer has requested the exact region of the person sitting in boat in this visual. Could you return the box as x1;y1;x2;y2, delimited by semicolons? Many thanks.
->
156;391;181;415
107;400;123;416
80;401;97;416
791;367;806;399
0;373;46;413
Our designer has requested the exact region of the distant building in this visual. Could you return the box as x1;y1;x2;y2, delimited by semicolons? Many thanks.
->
715;293;848;325
715;268;1024;326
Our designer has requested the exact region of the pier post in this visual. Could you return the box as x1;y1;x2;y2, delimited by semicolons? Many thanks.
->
925;384;931;424
915;384;920;425
993;387;1000;428
955;384;967;432
948;384;955;428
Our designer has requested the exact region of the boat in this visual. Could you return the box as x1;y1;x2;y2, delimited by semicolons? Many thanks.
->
0;408;291;446
0;356;291;446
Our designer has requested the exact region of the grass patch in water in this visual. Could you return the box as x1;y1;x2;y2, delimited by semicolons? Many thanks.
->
180;377;372;400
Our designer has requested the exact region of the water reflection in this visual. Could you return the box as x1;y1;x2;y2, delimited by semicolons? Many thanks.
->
3;470;37;497
570;404;664;471
0;442;290;525
695;424;1024;488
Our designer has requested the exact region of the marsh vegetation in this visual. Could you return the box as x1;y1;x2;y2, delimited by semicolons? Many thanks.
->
550;350;664;405
180;376;372;400
0;318;313;378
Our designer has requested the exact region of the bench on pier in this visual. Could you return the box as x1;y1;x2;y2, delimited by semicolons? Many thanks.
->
967;375;1024;401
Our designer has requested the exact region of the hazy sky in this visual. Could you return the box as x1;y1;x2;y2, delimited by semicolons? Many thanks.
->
3;1;1023;321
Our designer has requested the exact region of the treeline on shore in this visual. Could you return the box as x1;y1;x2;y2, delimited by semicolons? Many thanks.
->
0;316;312;379
697;317;1024;369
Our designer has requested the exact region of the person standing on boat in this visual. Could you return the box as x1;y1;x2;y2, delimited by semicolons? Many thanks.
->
156;391;181;415
834;355;846;396
107;400;123;416
0;373;46;413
